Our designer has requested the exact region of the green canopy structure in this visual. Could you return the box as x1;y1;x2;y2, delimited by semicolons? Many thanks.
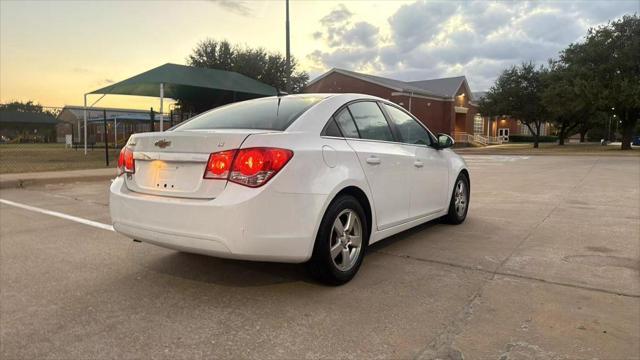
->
89;63;276;99
82;63;277;154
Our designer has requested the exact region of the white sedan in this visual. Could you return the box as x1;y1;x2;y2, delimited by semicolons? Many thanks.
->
110;93;469;284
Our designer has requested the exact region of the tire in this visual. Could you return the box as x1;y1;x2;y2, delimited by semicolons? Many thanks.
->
444;173;470;224
307;195;369;285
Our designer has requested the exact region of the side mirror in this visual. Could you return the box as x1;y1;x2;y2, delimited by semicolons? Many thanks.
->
436;134;454;149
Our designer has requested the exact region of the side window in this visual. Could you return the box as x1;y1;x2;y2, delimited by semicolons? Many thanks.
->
347;102;394;142
334;108;359;138
382;103;432;146
321;119;343;137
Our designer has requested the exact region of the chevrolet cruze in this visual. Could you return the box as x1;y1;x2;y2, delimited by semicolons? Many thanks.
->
110;93;469;284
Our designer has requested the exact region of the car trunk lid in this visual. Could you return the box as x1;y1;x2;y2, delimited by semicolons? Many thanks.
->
124;130;273;199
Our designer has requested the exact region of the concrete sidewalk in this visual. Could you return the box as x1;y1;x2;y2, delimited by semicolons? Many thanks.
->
0;168;116;189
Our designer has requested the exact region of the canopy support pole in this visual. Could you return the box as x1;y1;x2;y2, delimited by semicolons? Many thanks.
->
159;83;164;132
103;109;109;166
83;94;88;155
114;117;117;148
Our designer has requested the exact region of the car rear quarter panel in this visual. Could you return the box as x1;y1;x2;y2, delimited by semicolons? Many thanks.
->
242;130;375;258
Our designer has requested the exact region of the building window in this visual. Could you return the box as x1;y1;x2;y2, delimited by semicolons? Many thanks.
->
473;114;484;134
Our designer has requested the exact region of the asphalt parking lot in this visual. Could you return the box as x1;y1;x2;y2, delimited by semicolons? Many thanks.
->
1;155;639;359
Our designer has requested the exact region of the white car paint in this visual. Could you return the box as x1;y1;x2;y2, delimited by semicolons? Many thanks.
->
109;93;468;263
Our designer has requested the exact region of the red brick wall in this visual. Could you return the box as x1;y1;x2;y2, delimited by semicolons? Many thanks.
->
483;117;523;137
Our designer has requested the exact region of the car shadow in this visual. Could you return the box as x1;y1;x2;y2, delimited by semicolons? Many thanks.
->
140;250;310;287
134;218;446;288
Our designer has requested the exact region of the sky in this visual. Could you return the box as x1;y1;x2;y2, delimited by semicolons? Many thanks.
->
1;0;638;110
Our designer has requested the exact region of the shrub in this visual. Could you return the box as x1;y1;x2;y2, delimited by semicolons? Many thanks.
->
508;135;558;143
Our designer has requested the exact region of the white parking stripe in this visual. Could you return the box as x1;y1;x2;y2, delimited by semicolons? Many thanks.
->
462;155;530;162
0;198;114;232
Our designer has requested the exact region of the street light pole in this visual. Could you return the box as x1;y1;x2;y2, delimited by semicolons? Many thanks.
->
609;107;615;142
285;0;291;93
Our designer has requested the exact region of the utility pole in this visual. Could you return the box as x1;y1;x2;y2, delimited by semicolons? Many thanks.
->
285;0;291;93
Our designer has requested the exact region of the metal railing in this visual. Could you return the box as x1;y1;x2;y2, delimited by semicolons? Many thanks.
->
452;132;504;146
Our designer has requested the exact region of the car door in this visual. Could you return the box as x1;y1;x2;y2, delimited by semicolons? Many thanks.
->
334;101;414;230
381;103;449;218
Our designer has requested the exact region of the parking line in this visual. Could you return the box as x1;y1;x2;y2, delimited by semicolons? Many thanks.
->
0;198;114;232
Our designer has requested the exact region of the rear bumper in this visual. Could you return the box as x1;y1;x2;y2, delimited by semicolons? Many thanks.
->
109;177;325;263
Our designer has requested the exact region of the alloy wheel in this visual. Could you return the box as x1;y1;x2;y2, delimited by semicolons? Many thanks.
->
454;180;467;217
330;209;363;272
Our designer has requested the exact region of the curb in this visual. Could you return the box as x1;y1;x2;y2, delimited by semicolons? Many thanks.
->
0;170;116;190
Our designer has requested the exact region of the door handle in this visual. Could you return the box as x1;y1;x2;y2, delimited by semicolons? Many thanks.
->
414;161;424;168
366;156;381;165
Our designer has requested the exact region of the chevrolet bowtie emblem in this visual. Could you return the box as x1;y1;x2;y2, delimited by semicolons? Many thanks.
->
154;139;171;148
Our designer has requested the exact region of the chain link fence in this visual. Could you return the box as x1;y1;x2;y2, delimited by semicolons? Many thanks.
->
0;105;196;174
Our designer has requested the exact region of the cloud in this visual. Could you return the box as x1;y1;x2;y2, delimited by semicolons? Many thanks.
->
309;4;382;67
211;0;252;17
308;47;379;71
308;0;638;91
388;0;458;51
320;4;353;26
516;10;584;44
342;22;379;48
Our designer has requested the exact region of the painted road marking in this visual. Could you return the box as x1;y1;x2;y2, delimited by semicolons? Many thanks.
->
462;155;530;166
463;155;530;162
0;198;114;232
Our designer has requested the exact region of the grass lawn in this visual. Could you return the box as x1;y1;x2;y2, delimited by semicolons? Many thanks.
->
455;142;640;156
0;143;118;174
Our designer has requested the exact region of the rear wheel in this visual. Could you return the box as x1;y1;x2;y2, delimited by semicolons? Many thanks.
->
307;195;368;285
445;173;469;224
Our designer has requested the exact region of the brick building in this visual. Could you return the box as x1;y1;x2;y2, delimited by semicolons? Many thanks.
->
304;68;478;137
304;68;551;144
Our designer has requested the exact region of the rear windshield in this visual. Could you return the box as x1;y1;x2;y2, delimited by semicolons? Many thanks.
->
174;95;325;131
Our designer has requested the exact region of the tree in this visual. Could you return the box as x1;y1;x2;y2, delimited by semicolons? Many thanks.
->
0;100;59;117
187;39;309;94
481;62;548;148
577;111;608;143
541;61;592;145
0;100;43;113
560;15;640;150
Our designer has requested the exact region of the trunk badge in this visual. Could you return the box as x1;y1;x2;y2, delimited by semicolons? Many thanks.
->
154;139;171;148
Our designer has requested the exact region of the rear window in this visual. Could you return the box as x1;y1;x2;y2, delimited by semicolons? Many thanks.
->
175;95;325;131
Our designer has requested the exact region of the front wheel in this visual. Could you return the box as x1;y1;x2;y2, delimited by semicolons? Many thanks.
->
307;195;368;285
444;173;470;224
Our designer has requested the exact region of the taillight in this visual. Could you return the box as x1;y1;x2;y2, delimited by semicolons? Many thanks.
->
204;150;236;179
203;147;293;187
117;147;135;175
230;148;293;187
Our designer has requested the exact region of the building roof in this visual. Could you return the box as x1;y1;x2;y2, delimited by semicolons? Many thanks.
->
407;76;467;98
86;113;164;123
0;110;58;125
307;68;473;100
89;63;277;99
